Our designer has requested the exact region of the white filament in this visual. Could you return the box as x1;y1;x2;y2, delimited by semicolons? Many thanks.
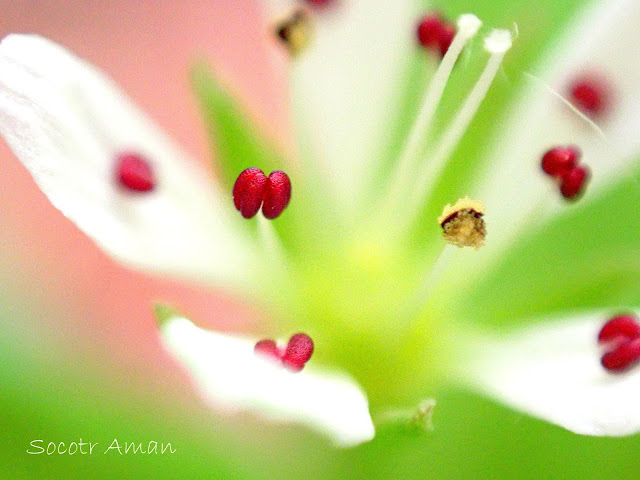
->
410;29;513;214
385;14;482;208
403;244;457;320
523;71;607;140
258;214;288;268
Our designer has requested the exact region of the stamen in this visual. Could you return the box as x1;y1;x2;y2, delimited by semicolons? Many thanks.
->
306;0;332;5
385;14;481;216
275;9;312;55
254;339;281;360
569;74;610;116
559;165;589;200
541;146;579;177
262;171;292;220
417;13;459;57
282;333;314;372
416;13;445;50
254;334;314;372
598;315;640;345
233;167;268;219
601;339;640;372
115;152;156;192
539;146;590;200
410;29;512;214
404;198;485;317
232;168;291;219
409;398;437;432
376;398;437;432
598;314;640;372
438;197;486;249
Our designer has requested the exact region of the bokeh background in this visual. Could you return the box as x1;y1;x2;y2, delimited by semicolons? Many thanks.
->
0;1;638;479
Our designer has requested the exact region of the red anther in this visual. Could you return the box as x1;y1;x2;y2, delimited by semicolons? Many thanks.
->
417;13;456;57
233;167;268;219
541;146;579;177
598;315;640;345
560;165;589;199
570;76;609;116
282;333;314;372
437;22;456;56
254;339;281;360
599;314;640;372
262;171;292;219
306;0;332;5
417;14;444;48
115;152;156;192
601;338;640;372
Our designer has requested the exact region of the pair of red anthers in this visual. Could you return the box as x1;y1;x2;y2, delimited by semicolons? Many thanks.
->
541;146;590;199
254;333;314;372
598;315;640;372
233;168;292;220
416;12;456;57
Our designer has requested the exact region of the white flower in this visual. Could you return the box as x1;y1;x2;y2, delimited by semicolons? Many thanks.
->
1;0;640;447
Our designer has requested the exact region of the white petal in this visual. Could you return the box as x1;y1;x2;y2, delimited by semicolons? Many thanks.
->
159;316;375;447
460;312;640;436
0;34;255;286
283;0;420;207
476;0;640;249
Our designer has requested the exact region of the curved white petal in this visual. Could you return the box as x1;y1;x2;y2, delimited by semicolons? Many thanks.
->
159;315;375;447
264;0;421;208
476;0;640;250
0;34;255;286
460;312;640;436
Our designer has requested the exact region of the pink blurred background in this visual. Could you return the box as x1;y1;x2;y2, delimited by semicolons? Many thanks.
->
0;1;288;381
